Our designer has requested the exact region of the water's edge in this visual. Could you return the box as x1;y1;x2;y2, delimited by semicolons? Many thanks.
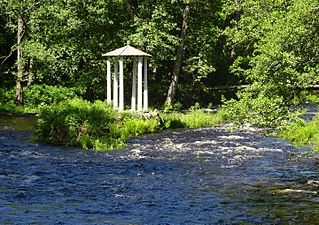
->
1;116;319;224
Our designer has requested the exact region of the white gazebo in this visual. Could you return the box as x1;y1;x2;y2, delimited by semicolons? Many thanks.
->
102;44;151;112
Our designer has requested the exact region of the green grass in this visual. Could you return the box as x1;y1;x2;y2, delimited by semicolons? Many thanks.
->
161;109;226;129
34;99;226;150
277;114;319;152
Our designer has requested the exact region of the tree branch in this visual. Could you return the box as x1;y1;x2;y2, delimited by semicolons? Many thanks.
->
27;1;41;11
0;44;17;69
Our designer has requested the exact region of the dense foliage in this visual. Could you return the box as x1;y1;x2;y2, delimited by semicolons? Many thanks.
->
0;85;82;112
35;99;124;150
0;0;230;105
34;98;225;150
223;0;319;125
1;0;319;150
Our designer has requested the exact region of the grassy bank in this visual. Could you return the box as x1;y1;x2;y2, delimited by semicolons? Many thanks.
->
34;98;226;150
278;114;319;152
3;85;319;152
276;94;319;152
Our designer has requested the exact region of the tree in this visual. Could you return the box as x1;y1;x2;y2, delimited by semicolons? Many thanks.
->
129;0;225;106
223;0;319;125
0;0;129;101
165;4;190;106
0;0;234;107
0;0;38;104
31;0;128;99
0;13;16;88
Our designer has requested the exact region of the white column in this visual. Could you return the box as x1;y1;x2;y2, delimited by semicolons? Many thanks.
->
119;57;124;111
143;57;148;111
113;58;118;110
137;57;143;111
131;58;137;111
106;60;111;104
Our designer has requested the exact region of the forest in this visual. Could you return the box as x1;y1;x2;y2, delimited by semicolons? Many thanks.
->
0;0;319;150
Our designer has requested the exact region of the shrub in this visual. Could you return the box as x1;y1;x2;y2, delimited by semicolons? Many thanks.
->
0;88;15;104
163;101;184;111
35;98;117;150
34;99;228;150
35;99;164;150
161;113;186;129
303;91;319;104
0;88;18;112
24;85;83;106
0;85;83;113
190;102;201;111
221;91;296;127
184;109;225;128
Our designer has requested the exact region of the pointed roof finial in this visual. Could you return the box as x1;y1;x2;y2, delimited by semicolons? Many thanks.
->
102;44;151;57
127;40;131;45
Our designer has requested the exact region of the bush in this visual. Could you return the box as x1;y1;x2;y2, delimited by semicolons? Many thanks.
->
221;91;296;127
161;113;186;129
34;99;227;150
35;99;164;150
303;91;319;104
123;118;159;136
184;109;226;128
35;98;117;150
24;85;83;106
0;85;83;113
163;101;184;111
0;88;17;112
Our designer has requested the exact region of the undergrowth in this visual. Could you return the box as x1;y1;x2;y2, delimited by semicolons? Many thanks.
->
34;99;225;150
221;92;297;127
0;85;82;113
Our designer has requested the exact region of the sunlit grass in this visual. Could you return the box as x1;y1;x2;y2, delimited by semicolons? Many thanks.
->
34;98;227;150
161;109;226;129
278;114;319;152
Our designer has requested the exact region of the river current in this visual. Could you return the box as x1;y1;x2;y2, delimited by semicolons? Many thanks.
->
0;115;319;224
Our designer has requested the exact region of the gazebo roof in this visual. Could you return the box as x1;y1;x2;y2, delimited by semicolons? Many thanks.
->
102;44;151;57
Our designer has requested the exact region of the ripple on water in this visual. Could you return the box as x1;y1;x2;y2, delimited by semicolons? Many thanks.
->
1;124;319;224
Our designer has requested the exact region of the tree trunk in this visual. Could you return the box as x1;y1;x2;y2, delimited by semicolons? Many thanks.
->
16;14;24;105
125;0;137;20
165;5;190;106
27;58;34;87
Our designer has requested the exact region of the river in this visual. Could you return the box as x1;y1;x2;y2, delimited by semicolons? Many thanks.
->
0;115;319;224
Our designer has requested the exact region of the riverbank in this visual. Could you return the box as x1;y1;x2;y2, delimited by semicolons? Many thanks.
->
277;103;319;152
33;98;227;150
1;99;319;153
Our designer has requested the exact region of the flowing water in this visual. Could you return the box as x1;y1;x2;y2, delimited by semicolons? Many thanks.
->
0;115;319;224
